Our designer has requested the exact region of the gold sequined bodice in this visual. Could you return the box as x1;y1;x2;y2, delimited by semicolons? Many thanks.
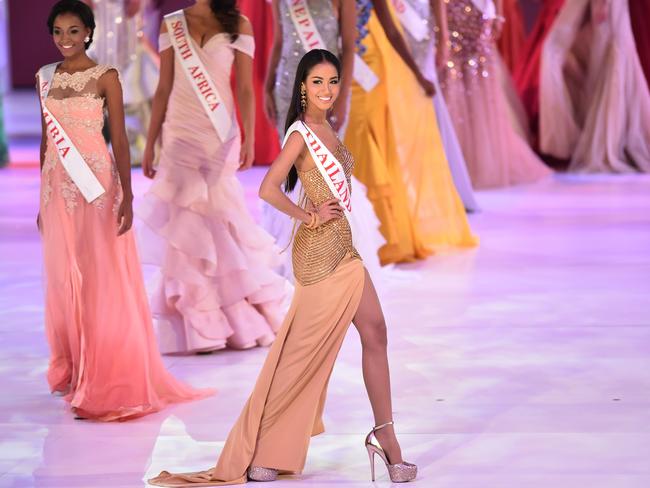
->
292;143;361;286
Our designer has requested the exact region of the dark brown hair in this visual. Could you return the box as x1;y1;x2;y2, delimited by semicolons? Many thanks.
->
47;0;96;50
210;0;240;42
283;49;341;193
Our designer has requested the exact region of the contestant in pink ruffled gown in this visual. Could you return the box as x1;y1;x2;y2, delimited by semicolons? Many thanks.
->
540;0;650;173
138;1;289;354
439;0;551;189
38;0;210;421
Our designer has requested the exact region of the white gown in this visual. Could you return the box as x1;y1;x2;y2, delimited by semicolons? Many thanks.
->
540;0;650;172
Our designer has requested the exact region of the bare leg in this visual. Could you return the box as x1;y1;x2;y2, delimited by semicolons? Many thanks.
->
352;269;404;464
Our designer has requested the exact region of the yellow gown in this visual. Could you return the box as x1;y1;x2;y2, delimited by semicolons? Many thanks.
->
344;11;478;266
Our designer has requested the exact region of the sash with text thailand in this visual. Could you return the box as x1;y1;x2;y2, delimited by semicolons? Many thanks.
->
284;120;352;215
37;63;105;203
165;10;231;142
285;0;379;92
391;0;429;42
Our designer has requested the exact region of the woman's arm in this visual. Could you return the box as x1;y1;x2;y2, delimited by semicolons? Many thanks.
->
431;0;449;69
36;78;47;171
36;77;47;231
264;0;283;123
259;133;343;224
331;0;356;131
372;0;435;95
99;69;134;236
495;0;503;16
142;20;174;178
235;16;255;170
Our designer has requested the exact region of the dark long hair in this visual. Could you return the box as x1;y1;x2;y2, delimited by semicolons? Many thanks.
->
283;49;341;193
47;0;96;50
210;0;240;42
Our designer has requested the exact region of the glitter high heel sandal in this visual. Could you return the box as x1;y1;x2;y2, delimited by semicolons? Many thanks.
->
247;466;278;482
365;421;417;482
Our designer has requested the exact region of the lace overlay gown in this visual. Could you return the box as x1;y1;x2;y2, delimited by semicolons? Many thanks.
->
38;64;210;421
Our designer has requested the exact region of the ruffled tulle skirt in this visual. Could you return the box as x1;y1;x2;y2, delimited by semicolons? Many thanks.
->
137;141;290;354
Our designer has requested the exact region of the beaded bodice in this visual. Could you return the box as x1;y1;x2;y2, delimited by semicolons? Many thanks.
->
441;0;496;82
292;143;361;286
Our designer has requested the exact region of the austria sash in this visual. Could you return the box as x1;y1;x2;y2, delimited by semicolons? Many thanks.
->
164;10;231;142
390;0;429;42
38;63;105;203
285;0;379;92
284;120;352;215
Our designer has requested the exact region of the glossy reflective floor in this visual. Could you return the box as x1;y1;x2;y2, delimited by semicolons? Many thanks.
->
1;168;649;488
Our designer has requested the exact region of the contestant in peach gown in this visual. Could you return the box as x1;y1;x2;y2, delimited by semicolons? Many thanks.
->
149;49;417;487
539;0;650;172
439;0;551;188
38;0;210;421
138;2;289;354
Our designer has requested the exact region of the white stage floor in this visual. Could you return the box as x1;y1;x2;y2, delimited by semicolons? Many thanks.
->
1;168;649;487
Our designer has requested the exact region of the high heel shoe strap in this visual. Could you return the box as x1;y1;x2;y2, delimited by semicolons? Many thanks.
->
372;420;394;432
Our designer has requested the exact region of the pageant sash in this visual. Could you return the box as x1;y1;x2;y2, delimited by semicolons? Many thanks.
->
285;0;379;92
165;10;231;142
391;0;429;42
38;63;105;203
284;120;352;214
471;0;497;19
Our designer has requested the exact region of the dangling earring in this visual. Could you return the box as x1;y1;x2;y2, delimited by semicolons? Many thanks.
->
84;36;91;43
300;85;307;112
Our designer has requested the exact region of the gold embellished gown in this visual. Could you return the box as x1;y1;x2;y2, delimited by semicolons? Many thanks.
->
149;143;366;486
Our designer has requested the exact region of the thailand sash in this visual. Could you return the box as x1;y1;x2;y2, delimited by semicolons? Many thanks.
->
471;0;497;19
285;0;379;92
284;120;352;215
37;63;105;203
391;0;429;42
164;10;231;142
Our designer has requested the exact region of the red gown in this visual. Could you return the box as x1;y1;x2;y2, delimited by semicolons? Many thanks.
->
238;0;280;165
498;0;526;73
513;0;566;151
629;0;650;91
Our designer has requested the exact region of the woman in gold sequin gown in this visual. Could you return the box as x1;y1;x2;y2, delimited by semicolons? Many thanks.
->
439;0;551;189
149;50;417;487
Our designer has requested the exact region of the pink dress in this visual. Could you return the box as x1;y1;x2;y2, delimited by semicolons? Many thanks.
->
137;26;288;354
439;0;552;189
39;64;211;421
